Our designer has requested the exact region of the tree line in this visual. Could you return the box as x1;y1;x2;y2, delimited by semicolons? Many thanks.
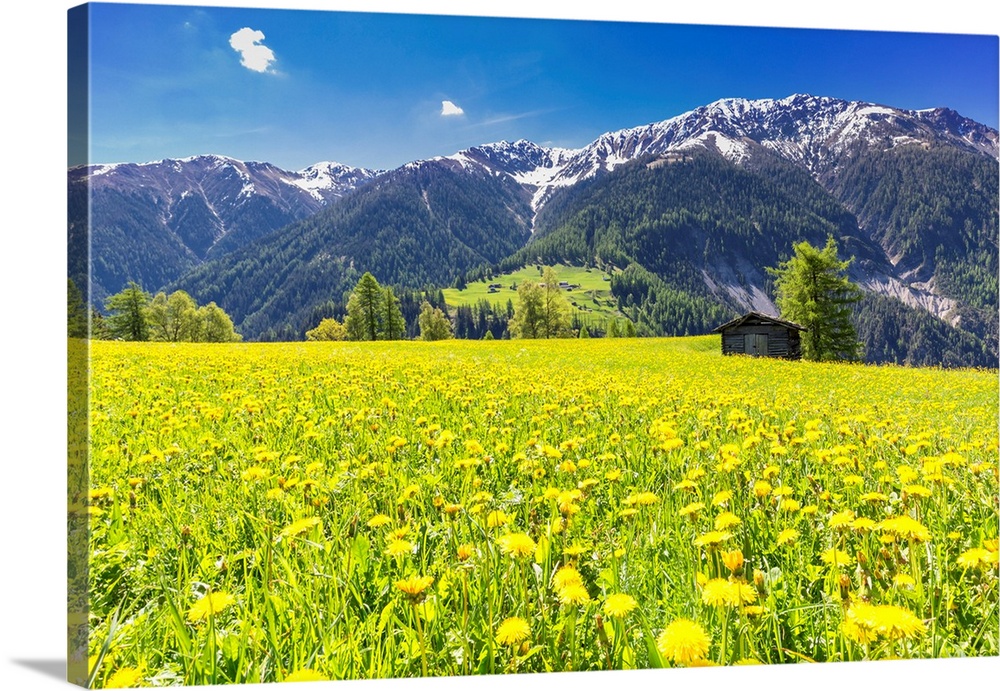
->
68;279;241;342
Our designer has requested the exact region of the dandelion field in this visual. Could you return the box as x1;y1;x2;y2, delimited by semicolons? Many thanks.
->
81;337;998;687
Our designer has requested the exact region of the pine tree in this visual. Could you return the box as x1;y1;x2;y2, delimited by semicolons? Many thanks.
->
345;272;384;341
104;281;151;341
381;286;406;340
768;236;863;361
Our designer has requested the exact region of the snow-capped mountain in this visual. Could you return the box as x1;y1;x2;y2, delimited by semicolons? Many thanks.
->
68;154;382;302
542;94;998;197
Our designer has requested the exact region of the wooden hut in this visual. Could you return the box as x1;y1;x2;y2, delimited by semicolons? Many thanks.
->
712;312;806;359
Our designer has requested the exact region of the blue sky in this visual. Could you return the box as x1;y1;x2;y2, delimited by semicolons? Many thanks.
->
76;2;999;171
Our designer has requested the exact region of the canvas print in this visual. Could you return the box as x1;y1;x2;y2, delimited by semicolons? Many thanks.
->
67;2;999;688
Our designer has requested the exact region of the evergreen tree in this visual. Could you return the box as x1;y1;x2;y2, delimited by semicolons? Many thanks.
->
68;278;88;338
418;301;452;341
381;286;406;340
345;272;384;341
768;236;863;361
104;281;151;341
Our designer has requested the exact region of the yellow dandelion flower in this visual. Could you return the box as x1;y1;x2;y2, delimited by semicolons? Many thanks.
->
712;490;733;507
776;528;799;546
779;498;801;513
957;548;992;569
385;539;414;557
894;574;916;588
753;480;772;498
603;593;638;618
187;591;236;623
701;578;738;607
876;515;932;542
557;582;591;605
721;549;744;573
553;565;583;590
498;532;536;558
495;617;531;646
105;667;144;688
678;501;705;518
732;582;757;604
367;514;392;528
285;669;329;682
829;510;855;529
280;516;322;540
457;543;476;561
388;526;411;540
629;491;659;506
714;512;741;530
859;491;889;503
487;510;510;528
241;466;271;481
656;619;711;665
694;531;732;547
903;484;932;499
845;602;925;641
396;575;434;598
851;517;876;532
821;549;853;567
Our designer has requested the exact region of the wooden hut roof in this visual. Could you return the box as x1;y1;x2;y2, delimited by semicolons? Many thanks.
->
711;311;807;333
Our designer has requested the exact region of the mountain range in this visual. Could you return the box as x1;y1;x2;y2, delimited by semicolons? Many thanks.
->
68;94;999;366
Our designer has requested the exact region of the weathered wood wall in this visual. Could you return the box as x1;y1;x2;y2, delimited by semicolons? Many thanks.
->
720;323;801;359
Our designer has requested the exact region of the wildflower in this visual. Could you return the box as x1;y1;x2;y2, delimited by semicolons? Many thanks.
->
957;548;992;569
553;565;583;590
495;617;531;646
241;466;270;481
457;544;476;561
367;514;392;528
844;602;926;641
712;490;733;507
678;501;705;518
279;517;321;539
656;619;711;665
486;510;510;528
498;533;536;559
779;498;801;513
894;574;916;589
753;481;772;498
628;491;659;506
603;593;638;618
876;515;932;542
721;549;744;573
385;539;415;557
187;591;236;623
821;549;853;567
396;575;434;600
829;510;855;529
105;667;144;688
701;578;738;607
694;531;732;548
776;529;799;547
285;669;329;682
714;512;741;530
851;517;876;532
557;582;591;605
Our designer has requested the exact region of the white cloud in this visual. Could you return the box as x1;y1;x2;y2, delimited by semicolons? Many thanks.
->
229;27;276;73
440;100;465;117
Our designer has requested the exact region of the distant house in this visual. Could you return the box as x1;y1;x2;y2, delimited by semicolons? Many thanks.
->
712;312;806;359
